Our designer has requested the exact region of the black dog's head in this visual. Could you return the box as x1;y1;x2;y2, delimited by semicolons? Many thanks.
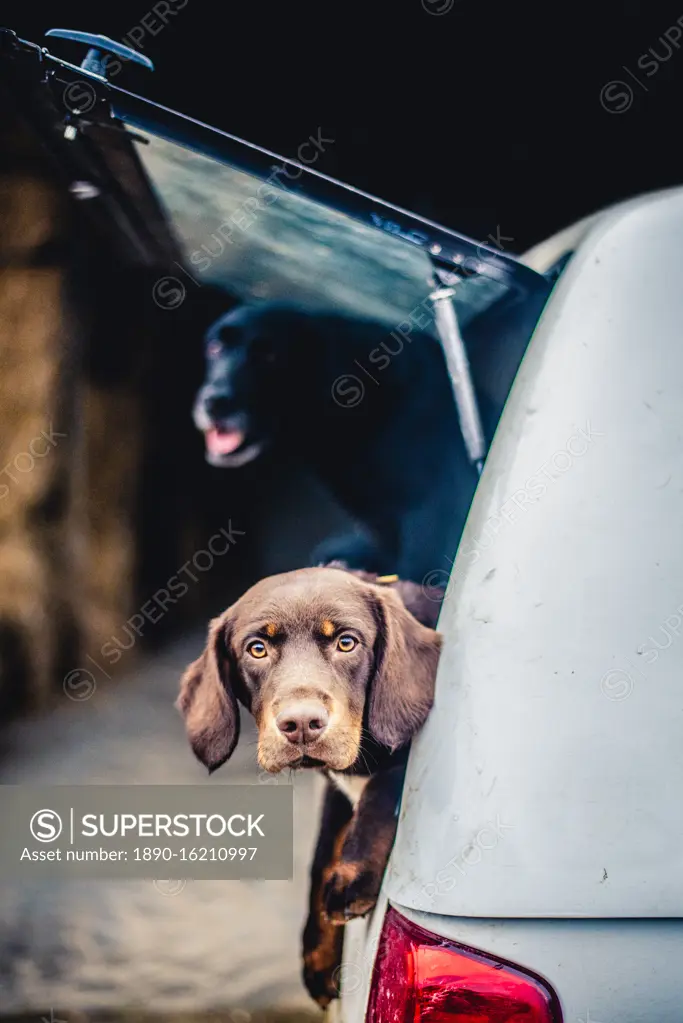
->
193;304;307;468
176;566;442;774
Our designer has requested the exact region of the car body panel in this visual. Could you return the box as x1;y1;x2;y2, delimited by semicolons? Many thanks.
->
386;186;683;920
340;188;683;1019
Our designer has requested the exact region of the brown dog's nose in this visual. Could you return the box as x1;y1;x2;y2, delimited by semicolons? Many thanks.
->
276;702;329;744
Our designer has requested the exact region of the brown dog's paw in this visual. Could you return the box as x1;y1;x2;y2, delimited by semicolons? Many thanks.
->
322;860;381;924
302;911;344;1008
302;958;341;1009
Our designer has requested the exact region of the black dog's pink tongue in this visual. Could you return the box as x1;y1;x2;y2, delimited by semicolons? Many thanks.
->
205;427;245;456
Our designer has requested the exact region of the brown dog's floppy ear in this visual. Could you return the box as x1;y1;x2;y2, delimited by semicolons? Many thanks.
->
176;611;239;772
367;585;443;751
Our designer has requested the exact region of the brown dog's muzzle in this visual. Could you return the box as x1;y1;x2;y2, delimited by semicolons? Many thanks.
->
252;646;366;773
257;687;363;773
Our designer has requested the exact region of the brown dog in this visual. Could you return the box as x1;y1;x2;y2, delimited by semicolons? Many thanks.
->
177;565;443;1007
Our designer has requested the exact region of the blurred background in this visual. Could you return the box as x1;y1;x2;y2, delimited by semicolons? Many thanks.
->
1;0;681;1019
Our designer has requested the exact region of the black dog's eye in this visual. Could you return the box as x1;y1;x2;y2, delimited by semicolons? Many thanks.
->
206;340;222;358
337;635;357;653
251;336;277;365
247;640;268;659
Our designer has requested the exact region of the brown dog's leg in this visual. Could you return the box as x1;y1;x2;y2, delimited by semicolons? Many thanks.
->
303;778;354;1007
323;763;405;924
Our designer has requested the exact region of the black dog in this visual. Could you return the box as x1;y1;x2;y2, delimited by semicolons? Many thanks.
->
193;302;478;582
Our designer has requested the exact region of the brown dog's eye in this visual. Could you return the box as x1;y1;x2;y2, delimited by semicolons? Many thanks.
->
247;640;267;659
337;635;357;653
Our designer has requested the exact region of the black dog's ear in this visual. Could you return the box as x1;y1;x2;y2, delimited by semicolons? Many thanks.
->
366;586;443;751
175;611;239;772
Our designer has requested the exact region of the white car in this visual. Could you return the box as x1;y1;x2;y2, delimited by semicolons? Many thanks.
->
338;187;683;1021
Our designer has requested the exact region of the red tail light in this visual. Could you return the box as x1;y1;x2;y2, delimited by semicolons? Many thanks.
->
367;906;562;1022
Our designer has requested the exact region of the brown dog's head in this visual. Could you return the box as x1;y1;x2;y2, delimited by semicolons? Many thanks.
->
176;566;442;774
